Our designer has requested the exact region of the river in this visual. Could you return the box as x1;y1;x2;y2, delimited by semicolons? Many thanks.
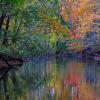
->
7;57;100;100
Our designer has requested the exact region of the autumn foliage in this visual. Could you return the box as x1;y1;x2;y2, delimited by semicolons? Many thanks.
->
59;0;96;34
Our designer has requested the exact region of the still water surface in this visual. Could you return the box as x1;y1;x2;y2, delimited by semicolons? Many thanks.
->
18;57;100;100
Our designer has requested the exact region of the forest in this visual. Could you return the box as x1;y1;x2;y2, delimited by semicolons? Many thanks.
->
0;0;100;100
0;0;99;56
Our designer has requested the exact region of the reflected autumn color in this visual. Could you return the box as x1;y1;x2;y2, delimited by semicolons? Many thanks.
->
4;57;99;100
40;59;100;100
63;61;94;100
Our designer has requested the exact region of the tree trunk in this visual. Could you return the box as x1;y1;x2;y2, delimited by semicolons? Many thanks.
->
12;19;22;43
0;13;6;31
2;15;10;46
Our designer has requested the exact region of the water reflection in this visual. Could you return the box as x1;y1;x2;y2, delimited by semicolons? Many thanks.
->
20;57;100;100
1;57;100;100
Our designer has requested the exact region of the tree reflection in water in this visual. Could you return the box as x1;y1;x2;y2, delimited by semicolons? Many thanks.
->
0;57;100;100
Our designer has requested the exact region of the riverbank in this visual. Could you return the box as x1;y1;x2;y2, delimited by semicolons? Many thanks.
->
21;51;100;65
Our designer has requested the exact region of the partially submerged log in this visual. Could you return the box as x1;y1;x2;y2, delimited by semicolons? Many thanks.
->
0;52;23;80
0;53;23;68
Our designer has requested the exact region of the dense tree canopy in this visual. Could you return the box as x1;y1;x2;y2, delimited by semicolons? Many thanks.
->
0;0;99;55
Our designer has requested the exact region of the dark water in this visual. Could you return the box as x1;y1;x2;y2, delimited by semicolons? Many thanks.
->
1;57;100;100
16;57;100;100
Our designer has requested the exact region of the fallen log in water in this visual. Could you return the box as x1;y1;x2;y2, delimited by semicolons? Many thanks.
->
0;52;23;80
0;53;23;68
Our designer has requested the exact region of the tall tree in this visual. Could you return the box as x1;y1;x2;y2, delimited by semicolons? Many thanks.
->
0;0;25;46
59;0;96;35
